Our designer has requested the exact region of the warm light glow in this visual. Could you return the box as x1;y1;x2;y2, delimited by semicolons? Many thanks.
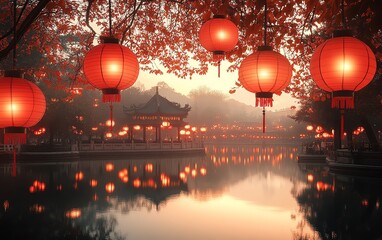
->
106;119;115;127
200;127;207;132
91;127;98;131
184;166;190;174
179;172;186;180
105;163;114;172
306;125;314;131
191;127;197;132
133;125;141;130
90;179;98;187
118;130;127;136
66;209;81;219
307;174;314;182
162;121;170;127
75;172;84;181
184;124;190;129
180;129;186;135
145;163;153;173
191;169;197;177
107;62;120;73
133;178;141;188
105;182;115;193
200;167;207;176
122;126;129;131
337;59;353;73
161;173;171;187
105;132;112;138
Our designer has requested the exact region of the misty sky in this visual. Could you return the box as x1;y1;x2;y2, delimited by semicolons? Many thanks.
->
135;61;299;110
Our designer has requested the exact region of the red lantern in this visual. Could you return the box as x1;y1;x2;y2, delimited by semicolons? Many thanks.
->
239;46;292;107
239;46;292;133
83;37;139;103
310;30;376;109
0;70;46;144
199;15;238;77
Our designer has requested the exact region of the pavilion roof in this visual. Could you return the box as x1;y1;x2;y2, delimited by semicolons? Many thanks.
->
124;87;191;116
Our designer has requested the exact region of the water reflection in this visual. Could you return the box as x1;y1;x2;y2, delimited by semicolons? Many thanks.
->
4;144;376;239
297;163;382;240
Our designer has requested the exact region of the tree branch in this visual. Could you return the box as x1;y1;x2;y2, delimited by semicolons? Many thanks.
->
0;0;51;61
85;0;97;35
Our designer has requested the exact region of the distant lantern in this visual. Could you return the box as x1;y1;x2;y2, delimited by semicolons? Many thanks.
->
239;46;292;107
310;30;376;109
0;70;46;144
239;46;292;133
199;15;239;77
83;37;139;103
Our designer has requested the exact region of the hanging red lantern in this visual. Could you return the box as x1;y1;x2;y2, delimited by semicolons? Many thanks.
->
239;46;292;133
83;37;139;103
239;46;292;107
199;15;239;77
310;30;376;109
0;70;46;144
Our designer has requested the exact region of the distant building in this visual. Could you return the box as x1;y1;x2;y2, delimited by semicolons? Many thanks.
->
124;87;191;142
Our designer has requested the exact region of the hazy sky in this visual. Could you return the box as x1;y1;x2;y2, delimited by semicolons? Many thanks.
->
135;61;299;111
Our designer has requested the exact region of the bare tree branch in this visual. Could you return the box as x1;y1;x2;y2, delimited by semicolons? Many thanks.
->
85;0;97;35
0;0;51;61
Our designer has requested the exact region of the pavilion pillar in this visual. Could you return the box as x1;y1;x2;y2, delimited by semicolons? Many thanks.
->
178;127;181;142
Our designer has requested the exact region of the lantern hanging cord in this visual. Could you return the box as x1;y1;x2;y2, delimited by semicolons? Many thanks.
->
13;0;17;69
263;0;268;46
341;0;347;29
108;0;112;36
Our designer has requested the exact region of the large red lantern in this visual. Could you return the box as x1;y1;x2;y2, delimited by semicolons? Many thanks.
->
0;70;46;144
239;46;292;107
239;46;292;133
199;15;239;77
83;37;139;103
310;30;377;109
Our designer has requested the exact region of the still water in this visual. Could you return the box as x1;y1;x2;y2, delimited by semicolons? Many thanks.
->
0;144;381;240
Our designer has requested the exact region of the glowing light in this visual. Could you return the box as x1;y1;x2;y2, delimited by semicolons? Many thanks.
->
145;163;153;173
133;178;141;188
133;125;141;130
191;169;197;177
75;171;84;181
307;174;314;182
105;132;112;138
66;209;81;219
106;119;115;127
200;167;207;176
105;163;114;172
105;182;115;193
184;166;190;174
90;179;98;187
306;125;314;131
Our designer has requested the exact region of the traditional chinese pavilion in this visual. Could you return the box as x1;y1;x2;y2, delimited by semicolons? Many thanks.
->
124;87;191;142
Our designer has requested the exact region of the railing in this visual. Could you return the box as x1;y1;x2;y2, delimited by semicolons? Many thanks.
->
0;144;14;153
79;141;204;151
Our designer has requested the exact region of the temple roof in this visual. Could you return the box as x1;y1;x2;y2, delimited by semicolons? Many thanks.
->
124;87;191;116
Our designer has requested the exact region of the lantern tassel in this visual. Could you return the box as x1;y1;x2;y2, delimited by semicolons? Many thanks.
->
4;132;26;145
103;93;121;103
256;97;273;107
332;96;354;109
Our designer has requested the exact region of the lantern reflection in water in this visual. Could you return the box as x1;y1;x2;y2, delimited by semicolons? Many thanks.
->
65;208;81;219
105;182;115;193
75;171;84;181
90;179;98;187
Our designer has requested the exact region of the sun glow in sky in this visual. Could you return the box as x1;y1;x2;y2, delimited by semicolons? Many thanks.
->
135;61;298;110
